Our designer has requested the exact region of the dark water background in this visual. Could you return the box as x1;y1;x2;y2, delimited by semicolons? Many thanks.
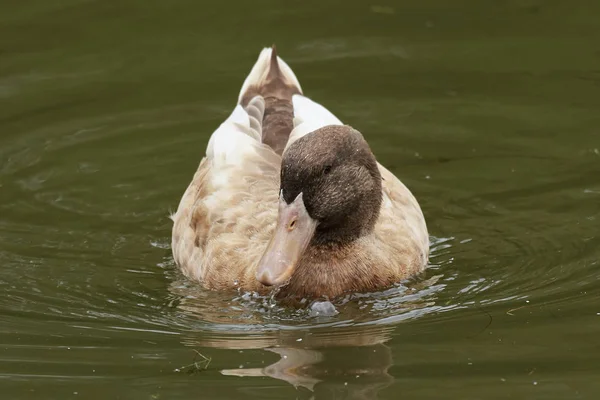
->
1;1;599;398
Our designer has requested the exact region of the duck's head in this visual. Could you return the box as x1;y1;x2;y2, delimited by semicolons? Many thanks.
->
256;125;383;287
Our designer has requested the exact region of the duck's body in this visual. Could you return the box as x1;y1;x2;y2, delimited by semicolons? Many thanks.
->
171;47;429;301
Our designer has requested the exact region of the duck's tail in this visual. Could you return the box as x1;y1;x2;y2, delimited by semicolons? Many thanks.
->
238;46;303;105
237;46;303;155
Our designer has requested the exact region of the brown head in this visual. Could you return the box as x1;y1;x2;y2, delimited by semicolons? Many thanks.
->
255;125;383;287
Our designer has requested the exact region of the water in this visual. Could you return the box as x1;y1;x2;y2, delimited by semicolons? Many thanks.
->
1;0;600;398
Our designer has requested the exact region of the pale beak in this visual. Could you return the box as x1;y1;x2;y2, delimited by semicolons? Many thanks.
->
256;192;317;287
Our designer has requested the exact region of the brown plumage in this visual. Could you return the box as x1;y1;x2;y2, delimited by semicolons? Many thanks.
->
171;47;429;303
240;46;301;155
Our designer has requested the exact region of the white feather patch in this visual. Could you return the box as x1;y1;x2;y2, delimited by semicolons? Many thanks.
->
292;94;343;126
285;94;344;152
206;105;260;167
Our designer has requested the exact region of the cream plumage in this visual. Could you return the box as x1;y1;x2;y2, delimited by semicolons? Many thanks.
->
171;47;429;302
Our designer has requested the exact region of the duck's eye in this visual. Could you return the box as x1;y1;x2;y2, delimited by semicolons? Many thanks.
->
323;165;332;174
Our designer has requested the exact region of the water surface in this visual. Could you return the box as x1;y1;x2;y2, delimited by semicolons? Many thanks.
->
1;1;600;398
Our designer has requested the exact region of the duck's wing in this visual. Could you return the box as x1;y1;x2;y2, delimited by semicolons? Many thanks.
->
171;48;304;289
377;164;429;268
171;97;281;284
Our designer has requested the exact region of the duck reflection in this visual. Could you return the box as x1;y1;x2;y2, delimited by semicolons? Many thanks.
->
221;347;324;391
184;327;394;399
170;282;397;399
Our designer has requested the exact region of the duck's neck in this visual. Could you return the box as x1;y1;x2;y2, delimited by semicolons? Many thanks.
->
276;236;392;302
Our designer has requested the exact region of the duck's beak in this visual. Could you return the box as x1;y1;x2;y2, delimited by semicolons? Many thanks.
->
256;192;317;287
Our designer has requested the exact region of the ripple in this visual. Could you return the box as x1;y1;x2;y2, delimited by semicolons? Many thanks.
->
2;112;597;355
163;236;452;337
1;1;600;398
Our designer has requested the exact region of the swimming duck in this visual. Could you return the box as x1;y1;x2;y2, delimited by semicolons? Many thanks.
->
171;47;429;301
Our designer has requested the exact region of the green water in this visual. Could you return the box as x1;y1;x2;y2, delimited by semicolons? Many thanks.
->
2;1;600;398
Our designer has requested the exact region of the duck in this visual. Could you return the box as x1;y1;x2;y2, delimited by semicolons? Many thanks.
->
171;46;429;302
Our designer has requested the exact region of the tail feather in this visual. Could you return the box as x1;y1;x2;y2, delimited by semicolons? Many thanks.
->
238;46;303;105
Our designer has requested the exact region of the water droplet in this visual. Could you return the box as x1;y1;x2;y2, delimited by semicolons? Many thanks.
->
309;301;338;317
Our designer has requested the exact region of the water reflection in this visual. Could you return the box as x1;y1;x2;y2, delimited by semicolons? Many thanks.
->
167;266;453;399
163;239;453;398
182;326;394;399
222;348;324;391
